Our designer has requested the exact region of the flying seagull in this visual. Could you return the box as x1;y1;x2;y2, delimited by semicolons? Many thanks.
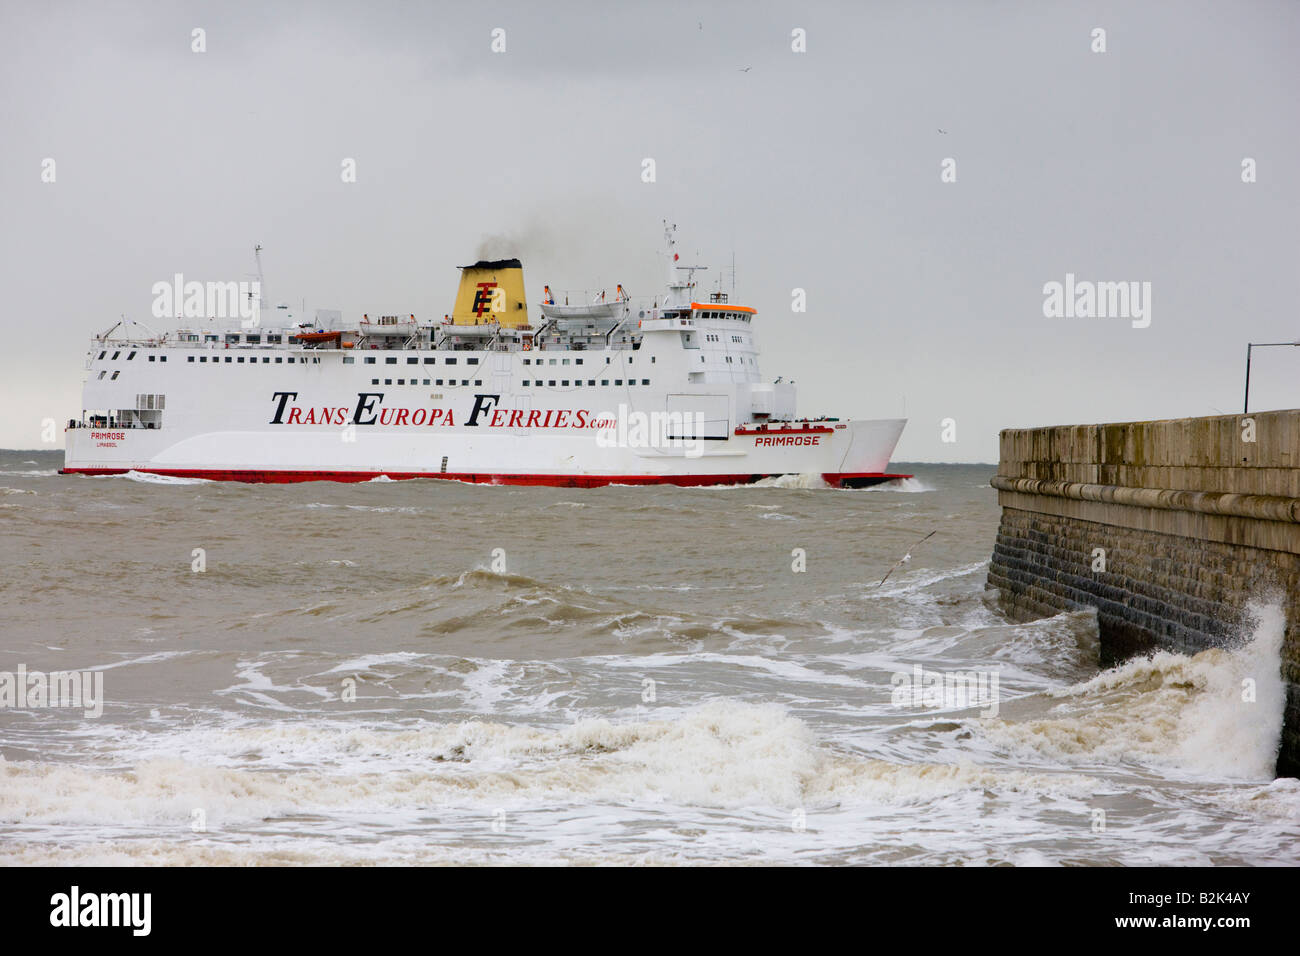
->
937;128;948;134
876;531;938;587
739;66;752;72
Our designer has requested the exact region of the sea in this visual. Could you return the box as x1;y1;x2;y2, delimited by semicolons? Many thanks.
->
1;450;1297;865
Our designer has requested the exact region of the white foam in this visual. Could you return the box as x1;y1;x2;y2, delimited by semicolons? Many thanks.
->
324;652;427;674
868;477;933;493
750;473;831;490
116;470;211;485
688;474;830;490
1212;777;1300;820
980;601;1288;780
0;702;1099;835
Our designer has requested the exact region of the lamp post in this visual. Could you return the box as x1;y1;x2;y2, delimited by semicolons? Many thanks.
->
1243;341;1300;414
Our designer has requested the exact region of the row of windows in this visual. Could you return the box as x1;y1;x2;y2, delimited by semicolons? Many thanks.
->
97;349;164;362
343;355;481;366
174;334;286;345
99;353;665;372
365;378;655;388
699;355;753;364
341;354;652;368
340;355;652;367
220;334;283;344
98;350;655;368
373;378;481;386
521;379;651;387
185;355;322;364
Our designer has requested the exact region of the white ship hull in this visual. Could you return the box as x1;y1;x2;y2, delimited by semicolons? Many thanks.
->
63;353;906;486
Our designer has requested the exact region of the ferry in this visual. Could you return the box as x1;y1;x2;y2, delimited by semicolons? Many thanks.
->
61;225;909;487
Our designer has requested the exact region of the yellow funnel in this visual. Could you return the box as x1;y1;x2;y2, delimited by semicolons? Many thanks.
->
450;258;529;327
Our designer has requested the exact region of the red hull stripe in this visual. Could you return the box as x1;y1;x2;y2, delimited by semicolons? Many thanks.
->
58;468;913;489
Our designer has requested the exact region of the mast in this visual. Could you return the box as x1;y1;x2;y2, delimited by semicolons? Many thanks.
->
662;220;706;309
245;244;265;328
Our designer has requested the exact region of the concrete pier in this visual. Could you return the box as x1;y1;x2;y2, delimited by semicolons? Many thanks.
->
985;409;1300;777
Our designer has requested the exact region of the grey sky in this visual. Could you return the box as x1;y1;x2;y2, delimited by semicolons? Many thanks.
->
2;0;1297;461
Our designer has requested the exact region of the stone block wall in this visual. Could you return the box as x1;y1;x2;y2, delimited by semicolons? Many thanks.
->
987;410;1300;777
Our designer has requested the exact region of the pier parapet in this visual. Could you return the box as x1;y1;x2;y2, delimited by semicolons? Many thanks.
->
986;410;1300;776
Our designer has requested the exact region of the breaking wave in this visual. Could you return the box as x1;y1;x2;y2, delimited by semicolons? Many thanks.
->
979;602;1287;780
0;702;1098;834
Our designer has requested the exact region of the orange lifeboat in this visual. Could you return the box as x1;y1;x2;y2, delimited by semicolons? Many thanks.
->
295;330;343;344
